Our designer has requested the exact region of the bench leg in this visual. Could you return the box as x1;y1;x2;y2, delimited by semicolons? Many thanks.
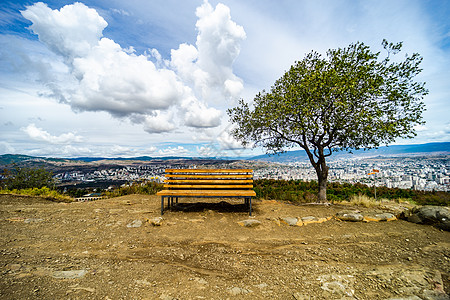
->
249;197;252;216
161;196;164;215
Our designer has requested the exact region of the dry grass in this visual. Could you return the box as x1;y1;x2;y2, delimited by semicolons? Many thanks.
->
340;194;385;208
339;194;415;208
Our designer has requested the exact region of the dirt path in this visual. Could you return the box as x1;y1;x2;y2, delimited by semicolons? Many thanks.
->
1;194;449;299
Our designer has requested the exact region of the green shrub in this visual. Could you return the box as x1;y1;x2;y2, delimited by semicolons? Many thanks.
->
253;179;449;206
1;166;55;190
105;181;163;197
0;187;72;202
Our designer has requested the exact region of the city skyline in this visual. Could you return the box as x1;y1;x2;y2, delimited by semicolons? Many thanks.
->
1;0;449;158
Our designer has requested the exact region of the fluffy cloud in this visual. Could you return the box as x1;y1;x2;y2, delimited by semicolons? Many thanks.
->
21;2;107;59
20;1;245;133
217;130;245;150
170;1;246;101
181;96;222;128
142;112;177;134
158;146;189;156
70;38;184;116
22;123;83;144
197;146;216;157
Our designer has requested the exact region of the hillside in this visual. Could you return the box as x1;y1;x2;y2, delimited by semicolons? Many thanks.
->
1;194;449;299
250;142;450;163
1;142;448;166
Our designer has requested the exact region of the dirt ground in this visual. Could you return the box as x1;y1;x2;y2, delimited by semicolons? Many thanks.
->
0;194;449;300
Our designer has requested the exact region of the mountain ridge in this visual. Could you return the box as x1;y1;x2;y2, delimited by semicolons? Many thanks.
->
0;142;448;165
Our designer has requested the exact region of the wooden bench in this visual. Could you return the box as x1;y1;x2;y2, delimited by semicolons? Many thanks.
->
157;169;256;215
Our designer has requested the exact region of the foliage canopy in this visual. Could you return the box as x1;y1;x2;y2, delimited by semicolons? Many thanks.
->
228;40;428;201
1;166;55;190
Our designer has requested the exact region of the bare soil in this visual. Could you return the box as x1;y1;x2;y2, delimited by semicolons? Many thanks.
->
1;194;449;299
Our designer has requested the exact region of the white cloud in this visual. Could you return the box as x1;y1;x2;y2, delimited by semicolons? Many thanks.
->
22;123;83;144
197;146;215;157
143;112;176;133
158;146;189;156
20;0;245;135
170;1;246;101
217;130;245;150
21;2;107;59
181;96;222;128
0;141;15;154
70;37;184;116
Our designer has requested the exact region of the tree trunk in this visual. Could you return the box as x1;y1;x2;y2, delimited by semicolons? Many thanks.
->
315;162;329;203
303;145;329;203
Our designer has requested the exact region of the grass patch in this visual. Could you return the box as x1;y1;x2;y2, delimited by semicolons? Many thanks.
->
0;187;73;202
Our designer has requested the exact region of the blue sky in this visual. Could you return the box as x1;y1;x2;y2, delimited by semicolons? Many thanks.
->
1;0;449;158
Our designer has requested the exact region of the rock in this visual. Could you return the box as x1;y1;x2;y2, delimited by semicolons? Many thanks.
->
127;219;142;228
270;217;281;226
228;287;252;295
280;217;303;226
193;277;208;285
387;296;422;300
317;274;355;298
293;292;309;300
407;214;422;224
159;294;177;300
422;289;450;300
336;210;364;222
301;216;332;225
237;219;262;227
71;287;95;293
301;216;318;223
24;218;44;223
406;206;450;231
363;213;397;222
52;269;87;279
148;217;163;226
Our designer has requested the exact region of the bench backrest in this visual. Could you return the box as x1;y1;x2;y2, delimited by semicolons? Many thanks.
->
163;169;254;191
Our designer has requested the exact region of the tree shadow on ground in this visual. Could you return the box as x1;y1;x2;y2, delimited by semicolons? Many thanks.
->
168;200;253;214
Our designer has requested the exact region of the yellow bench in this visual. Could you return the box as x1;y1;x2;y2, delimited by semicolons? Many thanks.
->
157;169;256;215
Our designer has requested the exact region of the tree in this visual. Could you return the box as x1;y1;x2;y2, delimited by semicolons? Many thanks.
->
228;40;427;202
2;166;55;190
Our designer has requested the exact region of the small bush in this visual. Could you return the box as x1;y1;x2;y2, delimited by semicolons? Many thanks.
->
105;181;163;197
0;187;72;202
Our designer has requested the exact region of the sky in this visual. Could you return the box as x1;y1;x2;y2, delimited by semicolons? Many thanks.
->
0;0;449;158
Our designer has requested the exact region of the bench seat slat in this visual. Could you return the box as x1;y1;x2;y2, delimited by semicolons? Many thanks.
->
165;174;252;179
157;190;256;197
165;169;253;173
165;179;253;184
163;184;254;189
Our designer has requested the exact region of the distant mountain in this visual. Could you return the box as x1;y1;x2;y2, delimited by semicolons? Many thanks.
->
0;154;238;166
70;156;225;162
1;142;448;166
249;142;450;163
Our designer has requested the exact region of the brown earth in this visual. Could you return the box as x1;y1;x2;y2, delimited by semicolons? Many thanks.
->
0;194;449;299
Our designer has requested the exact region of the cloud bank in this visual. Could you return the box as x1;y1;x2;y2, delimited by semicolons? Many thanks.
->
21;1;245;133
22;123;83;144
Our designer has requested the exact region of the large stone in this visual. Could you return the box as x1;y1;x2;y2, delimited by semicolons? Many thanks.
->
301;216;332;225
148;217;163;226
237;219;262;227
52;269;87;279
407;206;450;231
280;217;303;226
363;213;397;222
336;210;364;222
228;287;252;295
127;219;142;228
